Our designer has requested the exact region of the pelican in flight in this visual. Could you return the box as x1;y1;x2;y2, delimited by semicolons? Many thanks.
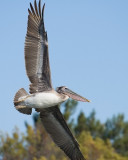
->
14;1;90;159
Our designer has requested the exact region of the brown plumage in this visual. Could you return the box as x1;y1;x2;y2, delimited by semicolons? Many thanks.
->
14;1;89;159
25;0;52;94
25;1;86;159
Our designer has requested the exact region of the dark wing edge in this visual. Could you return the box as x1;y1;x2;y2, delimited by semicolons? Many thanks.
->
25;0;52;94
40;106;86;160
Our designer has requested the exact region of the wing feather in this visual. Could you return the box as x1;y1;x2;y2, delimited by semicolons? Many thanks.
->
34;0;39;17
38;0;42;18
40;106;86;160
25;0;52;94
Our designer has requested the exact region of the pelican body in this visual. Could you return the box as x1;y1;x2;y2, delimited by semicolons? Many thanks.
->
15;90;68;109
14;1;90;160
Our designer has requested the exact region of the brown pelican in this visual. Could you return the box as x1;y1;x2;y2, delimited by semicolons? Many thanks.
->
14;1;90;159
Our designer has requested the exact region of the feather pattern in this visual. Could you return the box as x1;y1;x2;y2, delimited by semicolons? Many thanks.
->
25;1;86;159
25;0;52;94
40;106;86;160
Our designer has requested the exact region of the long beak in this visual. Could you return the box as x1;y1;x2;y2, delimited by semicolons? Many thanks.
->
63;88;90;102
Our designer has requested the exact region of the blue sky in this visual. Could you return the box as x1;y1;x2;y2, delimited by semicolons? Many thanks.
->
0;0;128;134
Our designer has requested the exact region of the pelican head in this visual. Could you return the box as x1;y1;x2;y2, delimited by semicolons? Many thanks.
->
56;86;90;102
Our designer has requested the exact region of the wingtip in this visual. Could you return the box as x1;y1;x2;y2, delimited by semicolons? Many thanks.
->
28;8;31;14
30;2;32;8
38;0;42;17
42;3;45;18
43;3;45;8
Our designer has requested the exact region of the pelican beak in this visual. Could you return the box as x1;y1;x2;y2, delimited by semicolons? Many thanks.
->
63;88;90;102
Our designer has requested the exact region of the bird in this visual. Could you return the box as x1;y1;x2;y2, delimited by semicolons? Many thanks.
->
14;0;90;159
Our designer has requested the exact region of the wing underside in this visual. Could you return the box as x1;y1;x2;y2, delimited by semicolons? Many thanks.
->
25;0;52;94
25;1;86;159
40;106;86;160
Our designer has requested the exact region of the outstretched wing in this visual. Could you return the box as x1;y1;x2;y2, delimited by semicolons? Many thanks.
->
25;0;52;94
40;106;86;160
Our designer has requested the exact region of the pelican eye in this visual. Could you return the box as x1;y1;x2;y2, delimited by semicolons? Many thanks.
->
64;87;68;91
